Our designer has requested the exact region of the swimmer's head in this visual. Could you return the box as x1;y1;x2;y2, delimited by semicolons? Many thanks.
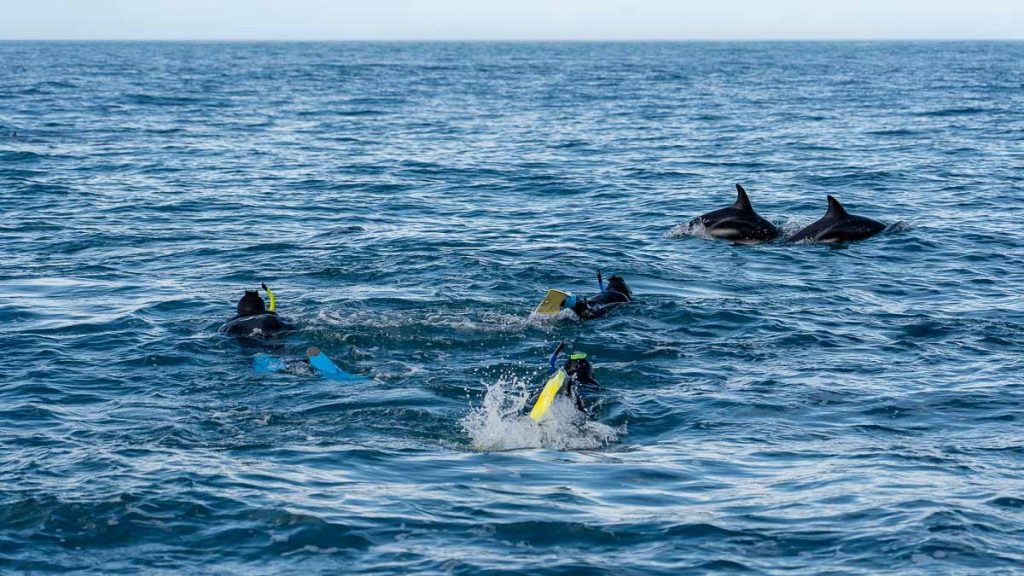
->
605;275;632;299
564;352;599;387
237;290;266;316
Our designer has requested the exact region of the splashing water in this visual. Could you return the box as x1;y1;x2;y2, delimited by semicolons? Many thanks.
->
463;376;624;451
526;308;580;323
666;220;702;240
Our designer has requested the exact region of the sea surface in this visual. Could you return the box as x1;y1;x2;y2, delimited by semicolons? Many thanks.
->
1;41;1023;575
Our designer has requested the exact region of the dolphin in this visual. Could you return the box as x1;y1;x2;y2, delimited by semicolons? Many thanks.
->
788;195;886;243
687;184;780;243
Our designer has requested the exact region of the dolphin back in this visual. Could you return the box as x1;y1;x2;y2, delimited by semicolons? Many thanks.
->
688;184;780;242
789;196;886;243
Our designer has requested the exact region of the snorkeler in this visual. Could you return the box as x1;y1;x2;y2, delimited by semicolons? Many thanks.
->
529;342;601;421
220;283;293;337
534;272;633;320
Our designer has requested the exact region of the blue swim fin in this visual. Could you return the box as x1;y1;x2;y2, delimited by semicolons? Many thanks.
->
253;353;287;374
306;347;366;381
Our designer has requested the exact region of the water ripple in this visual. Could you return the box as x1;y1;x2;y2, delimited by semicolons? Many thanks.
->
1;41;1022;575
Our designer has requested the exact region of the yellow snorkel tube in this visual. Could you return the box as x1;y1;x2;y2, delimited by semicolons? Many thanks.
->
529;342;566;422
261;282;276;313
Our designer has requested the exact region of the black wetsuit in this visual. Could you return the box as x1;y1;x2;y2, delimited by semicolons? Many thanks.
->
219;312;291;336
566;380;600;415
221;289;291;337
569;284;630;319
563;357;600;415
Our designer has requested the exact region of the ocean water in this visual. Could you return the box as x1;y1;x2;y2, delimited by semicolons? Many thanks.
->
1;41;1023;575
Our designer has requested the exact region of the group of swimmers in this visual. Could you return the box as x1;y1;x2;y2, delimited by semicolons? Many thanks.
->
220;183;889;421
220;273;634;420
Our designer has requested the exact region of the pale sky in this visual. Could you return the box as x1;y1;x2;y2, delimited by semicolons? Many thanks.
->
1;0;1022;41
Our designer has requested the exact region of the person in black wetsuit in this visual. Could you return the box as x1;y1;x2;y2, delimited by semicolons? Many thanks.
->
528;342;603;420
567;274;633;320
220;283;292;337
562;350;600;414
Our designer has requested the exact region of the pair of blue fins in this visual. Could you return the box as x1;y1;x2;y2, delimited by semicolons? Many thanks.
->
252;347;366;382
225;284;366;381
688;184;888;244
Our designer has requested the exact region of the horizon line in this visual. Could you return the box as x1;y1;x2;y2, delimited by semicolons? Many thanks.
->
2;37;1023;43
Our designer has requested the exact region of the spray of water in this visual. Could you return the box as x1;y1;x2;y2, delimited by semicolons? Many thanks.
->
463;376;623;451
666;220;705;239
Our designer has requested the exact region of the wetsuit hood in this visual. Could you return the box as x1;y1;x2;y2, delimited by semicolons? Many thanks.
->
605;275;632;300
565;356;599;387
237;290;266;316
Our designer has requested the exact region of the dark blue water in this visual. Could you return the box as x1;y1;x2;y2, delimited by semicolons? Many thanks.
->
2;41;1023;574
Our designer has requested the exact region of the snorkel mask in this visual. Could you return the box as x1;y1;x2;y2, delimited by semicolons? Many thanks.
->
565;352;599;386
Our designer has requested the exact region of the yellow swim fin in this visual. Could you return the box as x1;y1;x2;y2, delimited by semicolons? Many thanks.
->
534;289;569;315
529;368;567;422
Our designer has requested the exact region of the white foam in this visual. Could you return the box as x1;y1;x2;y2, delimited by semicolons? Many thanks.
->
666;221;704;239
463;376;623;451
526;307;579;323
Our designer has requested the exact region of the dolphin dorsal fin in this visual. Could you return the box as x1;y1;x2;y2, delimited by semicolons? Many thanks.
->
825;195;848;218
733;184;753;212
